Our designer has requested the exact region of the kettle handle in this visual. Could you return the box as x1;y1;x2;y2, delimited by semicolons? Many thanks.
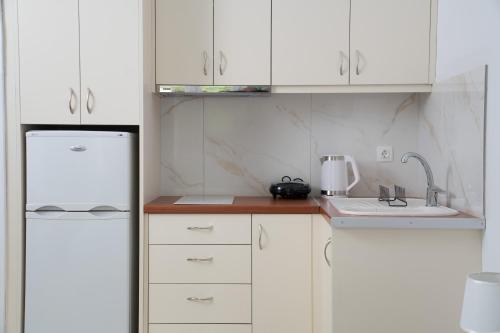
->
344;155;360;194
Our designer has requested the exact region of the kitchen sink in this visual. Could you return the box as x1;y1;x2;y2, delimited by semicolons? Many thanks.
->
329;197;459;217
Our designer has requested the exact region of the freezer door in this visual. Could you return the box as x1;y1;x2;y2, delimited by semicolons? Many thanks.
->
25;211;133;333
26;131;135;211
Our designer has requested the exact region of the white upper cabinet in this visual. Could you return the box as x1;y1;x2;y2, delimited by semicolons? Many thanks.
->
18;0;140;125
79;0;140;125
156;0;214;85
272;0;350;85
214;0;271;85
350;0;432;85
18;0;81;124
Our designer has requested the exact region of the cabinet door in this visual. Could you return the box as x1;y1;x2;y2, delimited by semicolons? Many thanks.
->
331;229;481;333
214;0;271;85
18;0;81;124
79;0;140;125
156;0;214;85
312;216;333;333
252;215;312;333
350;0;431;85
272;0;350;85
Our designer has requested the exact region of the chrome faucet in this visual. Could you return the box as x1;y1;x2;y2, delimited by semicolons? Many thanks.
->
401;152;444;207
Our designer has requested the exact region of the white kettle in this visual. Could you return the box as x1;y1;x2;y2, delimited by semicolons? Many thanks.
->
320;155;360;197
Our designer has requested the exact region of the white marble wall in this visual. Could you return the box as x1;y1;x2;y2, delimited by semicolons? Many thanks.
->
160;93;425;197
417;66;486;217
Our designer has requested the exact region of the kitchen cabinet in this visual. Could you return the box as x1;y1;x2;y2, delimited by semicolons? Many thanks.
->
350;0;431;85
156;0;214;85
79;0;140;125
312;216;332;333
272;0;350;85
272;0;434;89
214;0;271;85
252;214;312;333
331;229;482;333
156;0;271;86
18;0;81;124
18;0;140;125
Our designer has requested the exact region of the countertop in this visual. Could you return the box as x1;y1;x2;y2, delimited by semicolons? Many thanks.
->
144;196;485;230
144;196;320;214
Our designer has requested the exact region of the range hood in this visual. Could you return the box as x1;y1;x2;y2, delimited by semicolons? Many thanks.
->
156;85;271;96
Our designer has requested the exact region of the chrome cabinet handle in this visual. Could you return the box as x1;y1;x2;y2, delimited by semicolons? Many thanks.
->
203;51;208;76
186;257;213;262
86;88;94;114
70;145;87;152
219;51;227;76
258;224;264;250
187;297;214;302
68;88;77;114
324;237;332;267
355;50;362;76
339;51;348;76
187;225;214;231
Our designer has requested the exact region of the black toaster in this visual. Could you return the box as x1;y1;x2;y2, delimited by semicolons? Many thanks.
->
269;176;311;199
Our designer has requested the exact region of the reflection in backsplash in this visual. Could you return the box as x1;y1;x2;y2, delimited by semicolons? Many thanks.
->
160;67;486;216
161;93;425;197
417;66;486;217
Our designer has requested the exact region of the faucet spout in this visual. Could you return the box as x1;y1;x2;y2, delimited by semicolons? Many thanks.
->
401;152;442;207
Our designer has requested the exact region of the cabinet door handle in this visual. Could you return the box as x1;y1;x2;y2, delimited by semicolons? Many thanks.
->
258;224;264;250
355;50;362;76
187;225;214;231
186;257;214;262
203;50;209;76
339;51;348;76
68;88;77;114
324;237;332;267
219;51;227;76
187;297;214;302
86;88;94;114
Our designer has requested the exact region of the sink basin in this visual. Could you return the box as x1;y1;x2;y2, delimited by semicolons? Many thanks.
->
329;197;459;217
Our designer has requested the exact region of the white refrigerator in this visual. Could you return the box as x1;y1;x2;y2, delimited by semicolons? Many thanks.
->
24;131;136;333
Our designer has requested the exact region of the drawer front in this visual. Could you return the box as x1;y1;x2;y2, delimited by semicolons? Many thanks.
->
149;324;252;333
149;245;251;283
149;214;251;244
149;284;251;324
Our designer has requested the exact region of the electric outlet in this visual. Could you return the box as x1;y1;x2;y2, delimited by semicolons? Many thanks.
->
377;146;393;162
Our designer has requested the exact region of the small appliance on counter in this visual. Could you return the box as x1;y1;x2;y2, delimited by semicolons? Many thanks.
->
269;176;311;199
320;155;360;197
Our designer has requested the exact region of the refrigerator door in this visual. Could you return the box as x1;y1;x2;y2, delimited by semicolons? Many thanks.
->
25;211;133;333
26;131;135;211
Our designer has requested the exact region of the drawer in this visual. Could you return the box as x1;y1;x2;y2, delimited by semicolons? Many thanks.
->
149;245;251;283
149;284;251;324
149;214;251;244
149;324;252;333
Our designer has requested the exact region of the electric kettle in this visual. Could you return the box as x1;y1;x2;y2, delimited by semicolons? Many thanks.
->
320;155;360;197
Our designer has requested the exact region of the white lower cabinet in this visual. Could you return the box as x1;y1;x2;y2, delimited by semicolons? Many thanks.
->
252;214;313;333
149;284;251;324
312;215;333;333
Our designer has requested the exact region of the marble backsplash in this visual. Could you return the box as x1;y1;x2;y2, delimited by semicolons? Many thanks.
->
160;93;425;197
417;66;486;217
160;67;486;216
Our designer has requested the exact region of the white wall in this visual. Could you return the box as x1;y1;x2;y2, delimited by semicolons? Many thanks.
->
436;0;500;271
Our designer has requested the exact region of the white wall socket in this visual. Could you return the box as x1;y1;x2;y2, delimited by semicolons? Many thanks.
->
377;146;393;162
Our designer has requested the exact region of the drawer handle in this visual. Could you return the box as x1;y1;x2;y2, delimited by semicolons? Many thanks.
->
186;257;214;262
187;225;214;231
187;297;214;302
